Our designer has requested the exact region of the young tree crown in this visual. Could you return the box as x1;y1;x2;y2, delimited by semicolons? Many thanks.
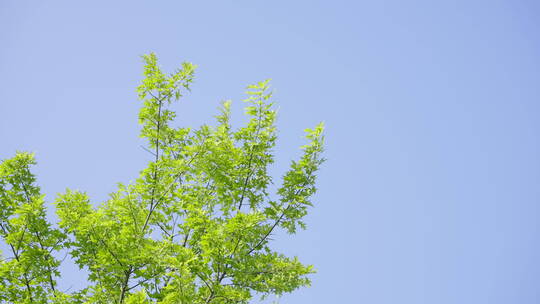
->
0;53;325;304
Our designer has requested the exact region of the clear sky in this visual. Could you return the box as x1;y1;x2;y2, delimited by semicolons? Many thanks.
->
1;1;539;303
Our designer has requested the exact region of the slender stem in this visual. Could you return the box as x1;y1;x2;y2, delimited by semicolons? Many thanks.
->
238;98;265;210
119;267;133;303
0;223;34;302
19;179;57;296
141;90;164;234
34;231;57;295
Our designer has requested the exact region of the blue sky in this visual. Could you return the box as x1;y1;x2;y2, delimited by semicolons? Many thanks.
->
1;1;539;303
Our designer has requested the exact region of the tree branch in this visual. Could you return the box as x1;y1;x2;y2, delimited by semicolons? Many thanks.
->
238;98;265;210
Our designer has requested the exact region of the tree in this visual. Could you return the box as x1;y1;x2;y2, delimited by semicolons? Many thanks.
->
0;53;325;304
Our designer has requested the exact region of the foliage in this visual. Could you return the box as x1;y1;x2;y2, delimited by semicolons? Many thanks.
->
0;53;324;303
